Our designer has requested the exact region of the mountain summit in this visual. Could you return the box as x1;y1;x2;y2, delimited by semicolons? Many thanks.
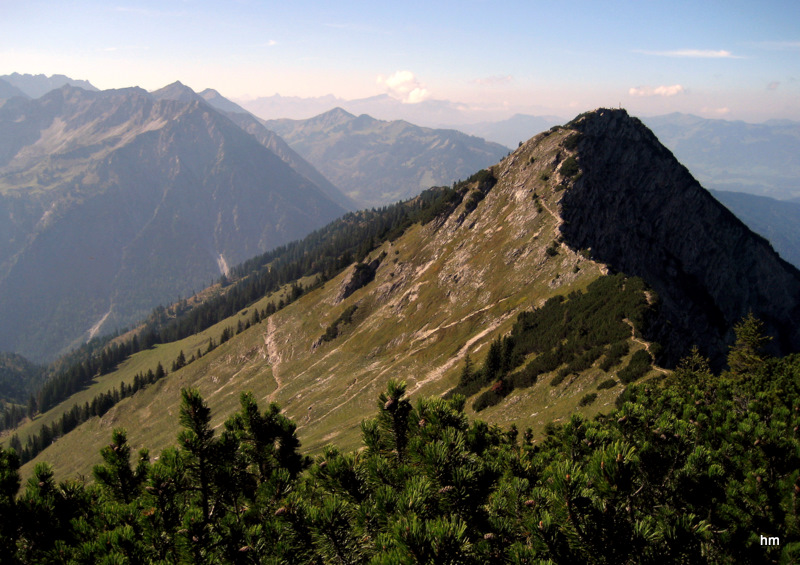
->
0;84;349;361
559;109;800;366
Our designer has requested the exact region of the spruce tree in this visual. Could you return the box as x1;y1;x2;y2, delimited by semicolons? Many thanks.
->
727;312;772;374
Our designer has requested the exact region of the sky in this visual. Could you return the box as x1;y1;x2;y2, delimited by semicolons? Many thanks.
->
1;0;799;122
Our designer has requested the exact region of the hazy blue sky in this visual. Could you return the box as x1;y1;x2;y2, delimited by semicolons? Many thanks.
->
2;0;798;121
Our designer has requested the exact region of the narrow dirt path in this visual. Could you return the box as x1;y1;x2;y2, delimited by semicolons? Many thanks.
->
538;197;562;227
624;318;668;375
264;317;284;395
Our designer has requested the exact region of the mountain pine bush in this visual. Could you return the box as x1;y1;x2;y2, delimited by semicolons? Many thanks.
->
1;321;799;563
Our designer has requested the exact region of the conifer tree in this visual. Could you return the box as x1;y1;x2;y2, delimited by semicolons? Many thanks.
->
374;380;413;462
727;312;772;374
0;447;20;561
177;388;217;527
93;428;150;504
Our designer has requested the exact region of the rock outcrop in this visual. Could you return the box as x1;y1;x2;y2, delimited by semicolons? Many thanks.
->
560;109;800;367
336;255;383;303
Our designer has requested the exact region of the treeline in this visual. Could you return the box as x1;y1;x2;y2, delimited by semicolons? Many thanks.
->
0;317;797;563
8;362;168;464
0;353;45;434
12;278;315;466
16;175;495;427
451;274;657;411
0;352;44;405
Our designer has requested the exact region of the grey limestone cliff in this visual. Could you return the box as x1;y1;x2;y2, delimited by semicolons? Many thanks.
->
560;109;800;367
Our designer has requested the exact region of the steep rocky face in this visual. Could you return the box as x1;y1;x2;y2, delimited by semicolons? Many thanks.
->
156;82;355;211
560;109;800;367
0;86;348;361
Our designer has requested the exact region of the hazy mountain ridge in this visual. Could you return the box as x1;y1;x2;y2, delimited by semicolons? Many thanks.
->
452;113;566;147
0;78;28;100
15;109;800;480
711;189;800;269
239;92;521;126
0;84;349;361
154;82;355;211
643;112;800;201
1;72;98;98
265;108;510;208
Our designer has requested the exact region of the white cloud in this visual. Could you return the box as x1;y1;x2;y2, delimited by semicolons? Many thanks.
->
377;70;430;103
635;49;742;59
628;84;685;97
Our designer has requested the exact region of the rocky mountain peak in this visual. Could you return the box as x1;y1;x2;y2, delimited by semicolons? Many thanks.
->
558;108;800;367
151;81;201;103
312;106;357;127
0;85;349;360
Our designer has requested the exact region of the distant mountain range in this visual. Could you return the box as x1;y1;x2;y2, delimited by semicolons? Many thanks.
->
264;108;510;208
241;90;800;201
196;89;356;212
0;82;349;361
238;92;560;129
711;190;800;269
452;114;565;148
644;113;800;201
0;73;98;98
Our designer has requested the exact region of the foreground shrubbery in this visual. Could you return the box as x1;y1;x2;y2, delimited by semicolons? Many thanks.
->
1;325;799;563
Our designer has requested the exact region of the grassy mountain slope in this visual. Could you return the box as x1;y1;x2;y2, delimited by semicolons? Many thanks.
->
13;109;800;483
14;123;637;479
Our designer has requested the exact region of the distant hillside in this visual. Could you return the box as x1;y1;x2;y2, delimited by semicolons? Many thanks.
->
0;352;42;404
1;72;98;98
0;78;28;100
265;108;510;208
155;82;355;211
643;113;800;201
710;190;800;269
0;84;348;361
